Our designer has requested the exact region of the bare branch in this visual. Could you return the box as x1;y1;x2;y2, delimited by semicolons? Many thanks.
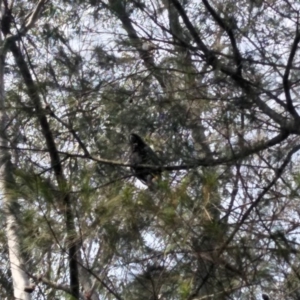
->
170;0;289;127
218;143;300;256
202;0;243;75
24;0;48;31
283;30;300;119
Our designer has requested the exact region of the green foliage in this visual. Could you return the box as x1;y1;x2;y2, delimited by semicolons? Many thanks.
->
1;0;300;298
178;279;192;299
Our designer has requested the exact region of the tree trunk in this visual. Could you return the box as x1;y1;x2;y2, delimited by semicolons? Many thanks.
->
0;14;31;300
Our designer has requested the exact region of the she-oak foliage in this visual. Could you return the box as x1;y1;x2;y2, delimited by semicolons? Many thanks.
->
0;0;300;299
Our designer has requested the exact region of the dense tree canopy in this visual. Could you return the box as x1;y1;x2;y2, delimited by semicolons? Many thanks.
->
1;0;300;299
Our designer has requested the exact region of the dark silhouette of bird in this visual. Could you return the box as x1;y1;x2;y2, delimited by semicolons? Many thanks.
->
129;133;161;187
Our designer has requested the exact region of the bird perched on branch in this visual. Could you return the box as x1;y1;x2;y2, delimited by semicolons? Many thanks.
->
129;133;161;188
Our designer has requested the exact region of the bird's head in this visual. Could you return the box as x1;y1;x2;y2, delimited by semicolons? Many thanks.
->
129;133;146;149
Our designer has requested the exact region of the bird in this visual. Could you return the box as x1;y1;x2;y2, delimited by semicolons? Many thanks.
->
129;133;161;187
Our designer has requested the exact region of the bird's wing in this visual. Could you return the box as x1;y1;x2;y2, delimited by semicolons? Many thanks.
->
130;151;143;165
144;145;161;165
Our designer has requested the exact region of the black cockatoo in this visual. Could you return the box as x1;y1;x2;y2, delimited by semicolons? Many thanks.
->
129;133;161;187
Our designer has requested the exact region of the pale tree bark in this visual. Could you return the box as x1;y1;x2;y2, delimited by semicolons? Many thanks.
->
5;215;31;300
0;1;31;299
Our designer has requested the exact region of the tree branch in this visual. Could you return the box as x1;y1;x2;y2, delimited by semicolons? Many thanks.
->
202;0;242;76
7;39;80;298
217;143;300;257
0;130;290;172
170;0;291;127
24;0;48;31
108;0;166;88
283;30;300;119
